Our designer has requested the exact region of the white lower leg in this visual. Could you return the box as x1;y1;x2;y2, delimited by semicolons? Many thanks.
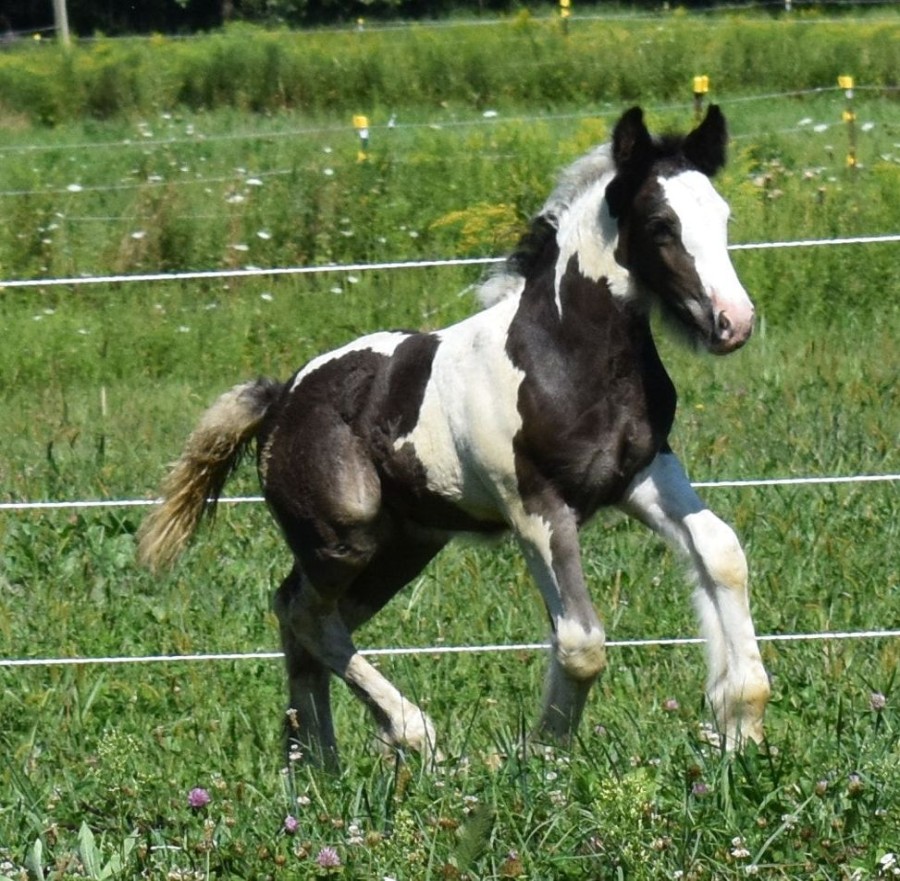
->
344;655;441;760
708;592;770;746
687;511;770;747
535;619;606;742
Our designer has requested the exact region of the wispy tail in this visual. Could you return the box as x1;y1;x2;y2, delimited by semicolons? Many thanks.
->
137;378;282;572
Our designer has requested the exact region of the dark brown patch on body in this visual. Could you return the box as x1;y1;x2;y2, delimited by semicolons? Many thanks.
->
257;333;501;584
507;254;676;523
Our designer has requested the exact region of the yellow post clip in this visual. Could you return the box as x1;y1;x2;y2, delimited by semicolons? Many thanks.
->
692;75;710;123
353;115;370;162
559;0;571;17
838;77;857;170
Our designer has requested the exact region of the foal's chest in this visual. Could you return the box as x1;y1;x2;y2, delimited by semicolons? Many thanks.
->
507;292;677;513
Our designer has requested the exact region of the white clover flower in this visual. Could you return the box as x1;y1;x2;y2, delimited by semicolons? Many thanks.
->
731;836;750;859
878;852;899;877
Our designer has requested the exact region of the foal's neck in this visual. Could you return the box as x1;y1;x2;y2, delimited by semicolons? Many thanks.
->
553;186;634;309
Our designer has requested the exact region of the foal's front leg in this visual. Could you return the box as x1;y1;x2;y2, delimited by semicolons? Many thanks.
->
513;503;607;744
620;451;770;747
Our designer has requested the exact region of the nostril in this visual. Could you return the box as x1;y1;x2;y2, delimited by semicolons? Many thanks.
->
716;311;733;339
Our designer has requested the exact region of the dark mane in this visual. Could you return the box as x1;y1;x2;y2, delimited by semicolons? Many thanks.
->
506;214;558;281
478;142;618;306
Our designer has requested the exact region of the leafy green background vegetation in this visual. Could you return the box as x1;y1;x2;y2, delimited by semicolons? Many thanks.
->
0;13;898;124
1;11;898;880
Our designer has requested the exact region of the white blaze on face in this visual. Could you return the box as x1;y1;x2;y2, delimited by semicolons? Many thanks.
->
660;171;755;351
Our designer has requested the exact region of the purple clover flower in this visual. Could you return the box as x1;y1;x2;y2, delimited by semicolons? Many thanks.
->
284;815;299;835
315;846;341;868
187;787;211;809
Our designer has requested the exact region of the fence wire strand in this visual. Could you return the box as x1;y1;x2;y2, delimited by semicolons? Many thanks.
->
1;473;898;513
2;233;899;291
3;629;899;670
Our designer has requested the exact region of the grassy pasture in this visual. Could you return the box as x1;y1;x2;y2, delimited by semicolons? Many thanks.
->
1;16;900;881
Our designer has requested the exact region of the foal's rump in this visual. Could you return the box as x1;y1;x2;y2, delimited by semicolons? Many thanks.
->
261;315;519;551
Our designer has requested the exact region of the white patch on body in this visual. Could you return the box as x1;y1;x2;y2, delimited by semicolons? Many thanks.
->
395;296;525;523
554;178;632;313
290;330;408;391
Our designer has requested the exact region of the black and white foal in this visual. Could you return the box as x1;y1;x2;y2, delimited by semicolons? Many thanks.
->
139;106;770;767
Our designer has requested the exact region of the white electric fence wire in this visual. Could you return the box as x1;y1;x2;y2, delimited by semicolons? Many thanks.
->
0;83;894;159
2;629;899;669
2;233;899;291
1;474;898;513
0;257;500;290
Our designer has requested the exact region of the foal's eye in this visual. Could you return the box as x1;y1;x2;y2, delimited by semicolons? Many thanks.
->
650;219;676;243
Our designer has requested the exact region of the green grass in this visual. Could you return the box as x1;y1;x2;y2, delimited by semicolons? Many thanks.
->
1;21;900;880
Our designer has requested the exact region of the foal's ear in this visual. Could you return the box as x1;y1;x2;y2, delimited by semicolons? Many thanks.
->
611;106;654;170
683;104;728;177
606;106;654;218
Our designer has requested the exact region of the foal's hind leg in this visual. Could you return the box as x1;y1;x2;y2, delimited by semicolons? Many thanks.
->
337;533;448;758
277;570;442;765
620;451;770;747
275;568;338;768
275;531;447;767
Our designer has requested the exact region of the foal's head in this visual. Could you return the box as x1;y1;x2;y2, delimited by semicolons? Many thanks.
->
606;105;754;355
